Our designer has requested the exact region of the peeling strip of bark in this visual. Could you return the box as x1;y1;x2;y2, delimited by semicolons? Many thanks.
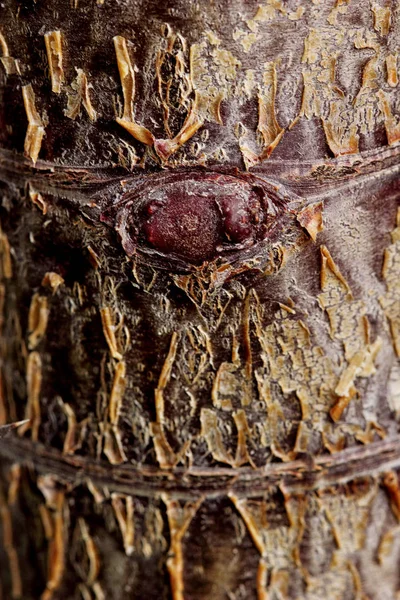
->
153;93;204;162
0;225;12;279
233;409;256;468
0;30;20;75
149;422;180;469
229;495;264;553
22;84;45;164
86;479;109;505
85;477;110;504
269;570;289;599
100;307;123;360
334;338;382;399
256;558;268;600
150;332;180;469
87;246;101;269
78;519;101;586
383;471;400;521
257;63;284;160
388;317;400;358
41;491;67;600
19;352;42;441
28;186;48;214
44;31;65;94
41;272;64;293
109;361;126;425
113;35;154;145
65;69;97;121
111;493;135;556
380;209;400;357
161;495;203;600
62;402;88;455
330;385;357;423
0;283;4;334
229;495;266;600
7;464;21;505
0;370;7;425
101;423;127;465
322;103;359;156
200;408;234;465
116;118;155;146
386;54;398;88
319;245;352;303
211;362;236;410
377;90;400;145
297;202;324;241
39;504;54;540
0;31;8;56
371;3;391;36
0;488;22;598
113;36;135;121
155;332;178;424
377;525;400;564
28;293;49;349
242;291;252;406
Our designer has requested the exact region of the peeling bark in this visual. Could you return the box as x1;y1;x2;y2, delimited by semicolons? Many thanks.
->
0;1;400;599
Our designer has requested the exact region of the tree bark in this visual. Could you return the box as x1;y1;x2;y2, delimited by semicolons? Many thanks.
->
0;1;400;599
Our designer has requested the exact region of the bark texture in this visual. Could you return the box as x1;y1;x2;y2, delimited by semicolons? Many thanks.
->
0;1;400;599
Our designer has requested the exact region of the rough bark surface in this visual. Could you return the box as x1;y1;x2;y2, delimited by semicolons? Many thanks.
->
0;1;400;599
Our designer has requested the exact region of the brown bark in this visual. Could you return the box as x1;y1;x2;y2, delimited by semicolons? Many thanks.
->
0;1;400;599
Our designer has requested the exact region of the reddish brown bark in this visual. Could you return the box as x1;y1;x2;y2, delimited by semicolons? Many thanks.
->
0;1;400;599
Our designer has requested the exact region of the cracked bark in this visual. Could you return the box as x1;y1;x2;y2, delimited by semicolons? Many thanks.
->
0;1;400;599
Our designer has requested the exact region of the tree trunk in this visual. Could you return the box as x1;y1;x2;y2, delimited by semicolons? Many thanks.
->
0;1;400;598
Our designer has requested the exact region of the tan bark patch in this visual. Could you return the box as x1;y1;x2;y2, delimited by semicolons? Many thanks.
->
111;493;135;556
44;31;65;94
22;84;45;164
65;69;97;121
28;294;49;349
